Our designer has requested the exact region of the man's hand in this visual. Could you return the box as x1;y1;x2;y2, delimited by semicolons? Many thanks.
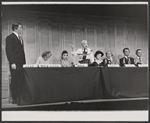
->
11;63;16;69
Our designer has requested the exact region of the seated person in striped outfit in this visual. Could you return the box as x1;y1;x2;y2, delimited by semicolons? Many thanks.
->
134;49;143;66
119;48;134;67
102;51;118;67
60;50;74;67
35;51;52;64
70;40;94;65
89;50;104;67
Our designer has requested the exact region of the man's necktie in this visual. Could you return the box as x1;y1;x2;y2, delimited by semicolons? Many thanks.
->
139;57;142;64
18;36;23;45
126;57;130;64
83;49;87;60
108;59;111;64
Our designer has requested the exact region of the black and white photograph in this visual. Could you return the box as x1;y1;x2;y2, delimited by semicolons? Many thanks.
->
1;1;149;121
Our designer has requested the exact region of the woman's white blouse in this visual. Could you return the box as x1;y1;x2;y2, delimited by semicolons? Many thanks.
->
35;57;51;64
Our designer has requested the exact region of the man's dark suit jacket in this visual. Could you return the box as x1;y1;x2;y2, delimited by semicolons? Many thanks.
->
6;33;26;66
119;57;134;67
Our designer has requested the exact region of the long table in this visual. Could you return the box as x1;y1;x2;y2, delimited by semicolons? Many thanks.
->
18;67;148;105
101;67;148;99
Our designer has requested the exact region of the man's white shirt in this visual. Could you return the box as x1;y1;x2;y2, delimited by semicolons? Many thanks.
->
13;31;22;44
71;47;94;63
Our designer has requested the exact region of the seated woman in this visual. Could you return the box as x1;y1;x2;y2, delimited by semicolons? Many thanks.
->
89;50;104;67
60;50;74;67
102;51;118;67
35;51;52;64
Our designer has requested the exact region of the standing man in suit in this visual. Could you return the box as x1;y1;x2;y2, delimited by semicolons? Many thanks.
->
119;48;134;67
6;23;26;104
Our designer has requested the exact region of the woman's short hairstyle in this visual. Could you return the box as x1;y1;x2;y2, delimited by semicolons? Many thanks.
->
42;51;51;58
94;50;104;58
12;23;21;31
61;50;68;56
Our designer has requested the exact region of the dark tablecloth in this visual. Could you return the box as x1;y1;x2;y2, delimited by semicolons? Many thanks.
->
19;67;148;105
19;67;103;105
101;67;148;98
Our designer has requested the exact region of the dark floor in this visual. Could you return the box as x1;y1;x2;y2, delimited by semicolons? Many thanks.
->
2;97;149;111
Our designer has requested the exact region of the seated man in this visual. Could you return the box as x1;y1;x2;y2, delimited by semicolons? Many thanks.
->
119;48;134;67
70;40;94;65
35;51;52;64
102;51;118;67
134;49;143;66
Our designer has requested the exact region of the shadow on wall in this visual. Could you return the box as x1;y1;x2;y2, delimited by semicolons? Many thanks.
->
52;56;60;64
118;54;123;60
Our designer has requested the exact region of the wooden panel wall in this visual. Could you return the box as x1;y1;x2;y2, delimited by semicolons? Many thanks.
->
2;17;9;98
25;19;36;63
1;10;148;98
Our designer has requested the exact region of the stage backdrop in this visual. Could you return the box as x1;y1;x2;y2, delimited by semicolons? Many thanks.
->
2;10;148;98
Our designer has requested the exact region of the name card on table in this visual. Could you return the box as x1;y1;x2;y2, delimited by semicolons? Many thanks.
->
23;64;38;68
138;64;148;67
39;64;48;67
75;64;88;67
48;64;61;67
124;64;135;67
107;64;120;67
